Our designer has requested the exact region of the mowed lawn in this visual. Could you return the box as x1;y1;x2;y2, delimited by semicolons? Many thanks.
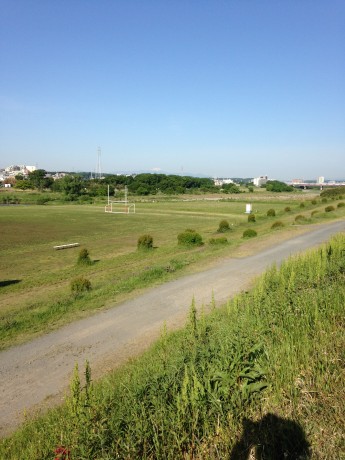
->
0;195;340;349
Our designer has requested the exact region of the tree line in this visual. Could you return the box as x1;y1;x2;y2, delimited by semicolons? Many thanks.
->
8;170;295;199
11;170;228;199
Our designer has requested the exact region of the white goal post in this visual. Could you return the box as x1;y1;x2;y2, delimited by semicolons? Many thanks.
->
105;186;135;214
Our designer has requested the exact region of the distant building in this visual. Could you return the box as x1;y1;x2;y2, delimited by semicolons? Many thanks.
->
253;175;268;187
214;178;235;186
317;176;325;184
2;165;36;178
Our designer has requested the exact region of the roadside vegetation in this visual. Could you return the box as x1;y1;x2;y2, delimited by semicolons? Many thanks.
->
1;233;344;459
1;191;345;350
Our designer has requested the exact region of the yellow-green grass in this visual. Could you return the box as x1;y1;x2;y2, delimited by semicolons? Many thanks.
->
1;233;344;459
1;196;344;350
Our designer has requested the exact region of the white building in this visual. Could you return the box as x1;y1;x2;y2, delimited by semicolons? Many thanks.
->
253;175;268;187
2;164;36;179
214;178;235;186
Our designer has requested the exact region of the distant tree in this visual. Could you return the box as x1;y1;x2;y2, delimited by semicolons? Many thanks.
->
59;174;85;200
127;173;217;195
28;169;53;190
222;183;241;194
266;180;293;192
85;180;112;197
14;179;31;190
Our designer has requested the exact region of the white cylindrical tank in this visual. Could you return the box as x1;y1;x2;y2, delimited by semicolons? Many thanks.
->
245;203;252;214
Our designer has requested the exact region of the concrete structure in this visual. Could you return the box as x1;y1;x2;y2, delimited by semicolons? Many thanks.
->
214;178;235;186
253;175;268;187
1;165;37;181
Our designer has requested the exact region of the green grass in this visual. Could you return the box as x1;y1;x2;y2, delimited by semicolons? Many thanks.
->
1;233;344;459
1;195;345;350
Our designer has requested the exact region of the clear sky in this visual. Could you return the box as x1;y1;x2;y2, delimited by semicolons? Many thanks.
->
1;0;344;180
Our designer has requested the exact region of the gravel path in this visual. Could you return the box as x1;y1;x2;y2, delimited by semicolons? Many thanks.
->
0;220;344;437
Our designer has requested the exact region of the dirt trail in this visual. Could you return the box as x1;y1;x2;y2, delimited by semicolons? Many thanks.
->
0;221;344;437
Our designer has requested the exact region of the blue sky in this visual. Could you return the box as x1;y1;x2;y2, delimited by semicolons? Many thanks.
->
1;0;344;180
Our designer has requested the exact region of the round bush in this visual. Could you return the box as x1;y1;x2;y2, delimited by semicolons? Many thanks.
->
243;229;257;238
70;277;92;296
325;205;335;212
295;214;306;222
311;210;320;217
311;200;317;205
267;208;276;217
209;237;228;245
178;229;203;246
247;214;256;223
299;202;305;208
137;234;153;250
321;197;327;203
77;248;92;265
337;202;345;208
271;221;284;230
217;219;230;233
284;206;291;212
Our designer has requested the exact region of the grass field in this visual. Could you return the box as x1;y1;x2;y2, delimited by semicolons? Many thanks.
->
1;191;344;350
1;229;344;459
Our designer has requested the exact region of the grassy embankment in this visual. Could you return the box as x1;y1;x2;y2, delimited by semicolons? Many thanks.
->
1;231;344;458
0;193;344;350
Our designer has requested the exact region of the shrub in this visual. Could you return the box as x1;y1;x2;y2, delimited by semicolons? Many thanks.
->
311;210;320;217
337;202;345;208
217;219;230;233
299;202;305;208
209;237;228;245
320;185;345;199
137;234;154;250
284;206;291;212
321;197;327;203
36;197;49;205
247;214;256;222
311;199;317;205
271;221;284;230
178;229;203;246
295;214;306;222
77;248;92;265
267;208;276;217
70;277;91;296
243;229;257;238
325;205;335;212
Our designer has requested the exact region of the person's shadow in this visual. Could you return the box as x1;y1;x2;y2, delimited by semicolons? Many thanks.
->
230;413;311;459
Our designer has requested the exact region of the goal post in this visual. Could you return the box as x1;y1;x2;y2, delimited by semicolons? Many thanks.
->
105;201;135;214
104;185;135;214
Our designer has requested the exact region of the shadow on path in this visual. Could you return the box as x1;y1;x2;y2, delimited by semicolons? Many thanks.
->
230;413;311;460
